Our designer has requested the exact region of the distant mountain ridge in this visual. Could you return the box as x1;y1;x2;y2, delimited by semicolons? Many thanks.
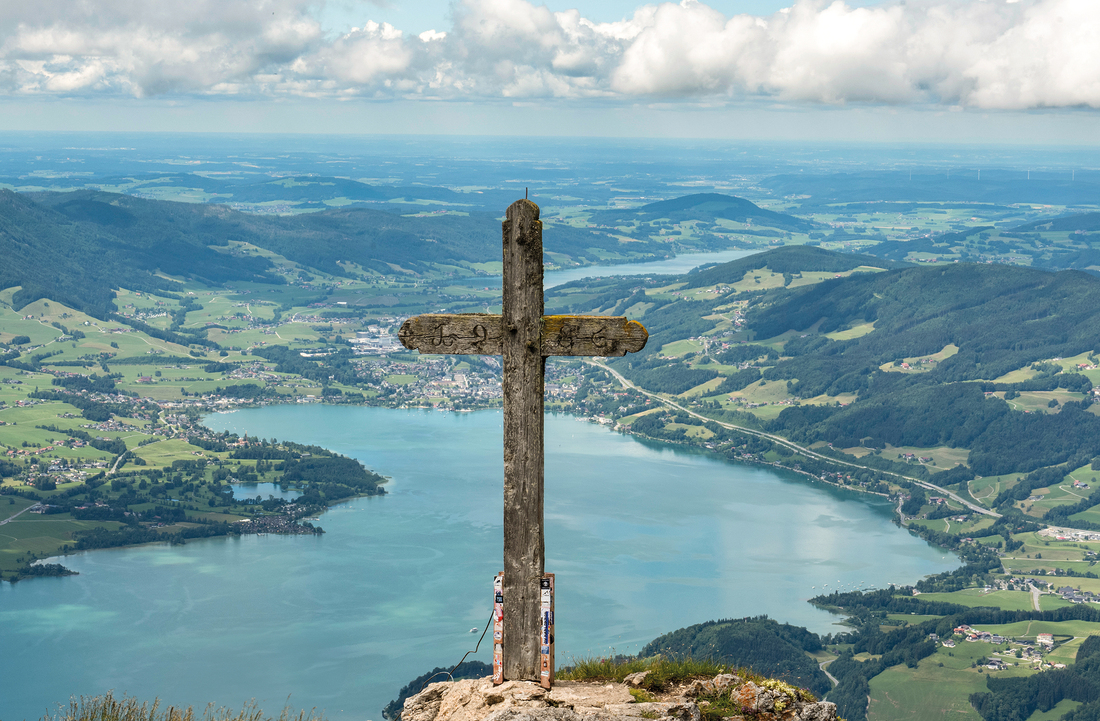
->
29;188;507;277
682;245;898;289
0;189;276;317
764;171;1100;207
0;189;651;316
1;171;520;212
1013;211;1100;233
591;193;817;233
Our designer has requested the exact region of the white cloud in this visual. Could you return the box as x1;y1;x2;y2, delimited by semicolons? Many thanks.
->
1;0;1098;109
0;0;324;96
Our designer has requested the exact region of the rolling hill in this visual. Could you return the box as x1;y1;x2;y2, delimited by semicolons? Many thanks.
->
0;189;277;317
590;193;818;233
1013;211;1100;233
681;245;895;288
0;189;662;317
547;246;1100;479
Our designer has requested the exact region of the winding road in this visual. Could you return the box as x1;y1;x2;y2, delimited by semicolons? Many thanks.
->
589;360;1000;518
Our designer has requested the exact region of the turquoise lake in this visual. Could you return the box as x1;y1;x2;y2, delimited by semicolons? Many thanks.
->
1;407;958;721
454;248;760;290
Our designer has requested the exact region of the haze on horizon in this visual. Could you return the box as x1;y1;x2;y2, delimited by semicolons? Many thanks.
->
1;0;1098;143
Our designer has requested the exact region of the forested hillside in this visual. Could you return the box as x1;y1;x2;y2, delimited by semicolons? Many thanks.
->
751;264;1100;475
547;245;1100;480
972;634;1100;721
642;617;831;697
591;193;818;234
681;245;894;289
0;189;278;316
1014;212;1100;233
0;189;654;317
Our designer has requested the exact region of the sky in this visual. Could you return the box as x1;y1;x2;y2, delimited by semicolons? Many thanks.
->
1;0;1099;143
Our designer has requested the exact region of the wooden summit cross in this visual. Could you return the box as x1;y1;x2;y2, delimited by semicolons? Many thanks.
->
398;199;648;685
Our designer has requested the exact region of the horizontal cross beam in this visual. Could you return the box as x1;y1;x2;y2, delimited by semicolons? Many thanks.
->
398;313;648;357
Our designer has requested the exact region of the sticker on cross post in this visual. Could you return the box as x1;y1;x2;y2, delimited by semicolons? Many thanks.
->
539;573;555;689
493;572;504;685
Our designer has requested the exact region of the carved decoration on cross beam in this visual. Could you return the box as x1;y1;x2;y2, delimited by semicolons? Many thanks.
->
398;313;648;357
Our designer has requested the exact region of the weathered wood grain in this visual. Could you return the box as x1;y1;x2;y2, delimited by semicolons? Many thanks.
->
398;313;502;354
540;315;647;357
502;198;545;682
398;314;648;357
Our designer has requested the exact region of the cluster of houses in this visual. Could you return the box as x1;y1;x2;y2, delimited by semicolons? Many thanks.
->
1045;528;1100;542
426;371;503;401
898;452;935;464
953;625;1007;645
12;458;109;489
116;303;171;323
545;382;578;398
898;358;939;370
1055;586;1099;604
946;625;1058;670
348;326;404;355
6;445;59;457
693;286;734;297
82;419;145;434
232;514;322;535
994;577;1052;592
347;356;512;407
30;499;113;515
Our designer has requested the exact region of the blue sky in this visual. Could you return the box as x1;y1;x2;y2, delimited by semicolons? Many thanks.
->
315;0;861;35
1;0;1098;143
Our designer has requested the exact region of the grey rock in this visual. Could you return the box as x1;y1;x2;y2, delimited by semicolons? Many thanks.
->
683;674;741;699
605;701;701;721
397;674;822;721
662;702;703;721
402;683;448;721
484;709;584;721
710;674;742;695
682;680;714;698
798;702;838;721
548;682;634;709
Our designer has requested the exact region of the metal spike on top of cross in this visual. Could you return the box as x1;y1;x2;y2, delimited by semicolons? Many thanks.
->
398;199;648;686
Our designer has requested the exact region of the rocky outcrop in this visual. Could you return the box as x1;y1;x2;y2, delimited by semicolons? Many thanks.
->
401;675;837;721
681;675;743;698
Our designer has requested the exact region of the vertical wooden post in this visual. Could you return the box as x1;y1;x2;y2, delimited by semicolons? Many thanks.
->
502;199;544;681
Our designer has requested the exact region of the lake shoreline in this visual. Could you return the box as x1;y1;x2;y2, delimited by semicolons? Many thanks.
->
21;397;942;590
4;406;959;721
29;483;384;581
